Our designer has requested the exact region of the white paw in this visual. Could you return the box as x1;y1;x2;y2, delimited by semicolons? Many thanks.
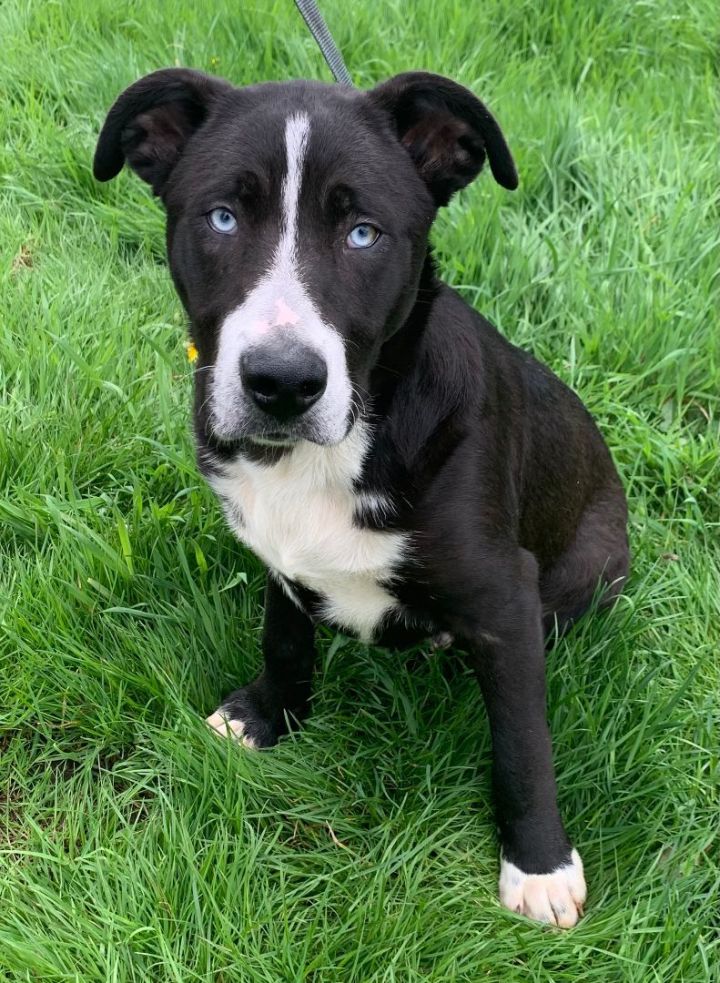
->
499;849;586;927
205;710;258;749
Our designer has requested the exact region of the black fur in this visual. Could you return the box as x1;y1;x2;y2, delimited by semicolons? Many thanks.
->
95;69;629;888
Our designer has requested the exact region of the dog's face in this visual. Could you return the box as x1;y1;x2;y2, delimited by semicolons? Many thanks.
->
95;70;516;448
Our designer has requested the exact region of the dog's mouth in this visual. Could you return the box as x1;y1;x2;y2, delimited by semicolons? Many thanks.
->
205;429;296;453
206;410;357;454
204;423;319;458
248;433;300;447
203;394;360;455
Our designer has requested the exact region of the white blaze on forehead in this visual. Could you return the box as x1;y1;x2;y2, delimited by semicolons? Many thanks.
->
281;113;310;264
211;111;352;444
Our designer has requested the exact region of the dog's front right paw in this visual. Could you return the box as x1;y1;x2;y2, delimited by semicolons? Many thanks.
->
499;849;586;928
206;685;284;749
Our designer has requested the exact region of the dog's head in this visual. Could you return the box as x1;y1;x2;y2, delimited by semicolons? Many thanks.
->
94;69;517;449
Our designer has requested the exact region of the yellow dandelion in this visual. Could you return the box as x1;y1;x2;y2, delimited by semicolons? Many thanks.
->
186;341;198;363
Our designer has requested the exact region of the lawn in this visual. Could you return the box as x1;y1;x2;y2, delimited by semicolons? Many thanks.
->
1;0;718;979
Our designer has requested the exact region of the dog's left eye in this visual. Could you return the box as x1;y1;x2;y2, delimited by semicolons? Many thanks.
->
347;223;380;249
208;207;238;235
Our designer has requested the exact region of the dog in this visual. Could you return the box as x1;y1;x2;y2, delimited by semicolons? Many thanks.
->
94;68;629;927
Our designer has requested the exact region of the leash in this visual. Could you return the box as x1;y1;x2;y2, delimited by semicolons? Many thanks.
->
294;0;353;86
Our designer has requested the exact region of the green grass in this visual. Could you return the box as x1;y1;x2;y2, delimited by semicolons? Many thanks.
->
1;0;718;979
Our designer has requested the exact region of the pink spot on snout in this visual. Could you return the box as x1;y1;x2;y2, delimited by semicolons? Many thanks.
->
272;297;300;328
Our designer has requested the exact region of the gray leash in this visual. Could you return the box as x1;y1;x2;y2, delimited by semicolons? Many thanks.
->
294;0;353;86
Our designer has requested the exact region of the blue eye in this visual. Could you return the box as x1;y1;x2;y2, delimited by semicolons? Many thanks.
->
208;207;238;235
347;223;380;249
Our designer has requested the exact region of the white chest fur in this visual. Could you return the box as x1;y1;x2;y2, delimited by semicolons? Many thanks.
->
209;427;408;641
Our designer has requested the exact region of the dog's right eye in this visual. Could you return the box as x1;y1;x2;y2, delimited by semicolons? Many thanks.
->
207;207;238;235
347;223;380;249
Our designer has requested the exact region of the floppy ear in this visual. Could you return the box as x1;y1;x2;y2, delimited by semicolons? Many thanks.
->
93;68;232;196
370;71;518;206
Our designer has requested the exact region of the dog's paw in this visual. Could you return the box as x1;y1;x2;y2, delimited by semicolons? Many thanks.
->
499;849;586;928
205;686;284;749
429;631;454;650
205;711;261;749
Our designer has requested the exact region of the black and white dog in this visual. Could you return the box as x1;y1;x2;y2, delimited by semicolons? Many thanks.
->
94;69;629;927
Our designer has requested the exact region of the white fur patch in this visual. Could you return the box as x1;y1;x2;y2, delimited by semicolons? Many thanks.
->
206;711;258;749
210;423;408;640
211;112;353;444
499;849;586;928
355;491;396;522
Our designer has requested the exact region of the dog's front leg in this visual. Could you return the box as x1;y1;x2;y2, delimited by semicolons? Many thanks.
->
207;576;316;748
453;548;586;926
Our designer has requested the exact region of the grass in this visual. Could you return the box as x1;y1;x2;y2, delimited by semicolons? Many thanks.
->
1;0;718;979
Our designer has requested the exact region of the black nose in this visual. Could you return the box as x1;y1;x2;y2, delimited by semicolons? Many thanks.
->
240;344;328;420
